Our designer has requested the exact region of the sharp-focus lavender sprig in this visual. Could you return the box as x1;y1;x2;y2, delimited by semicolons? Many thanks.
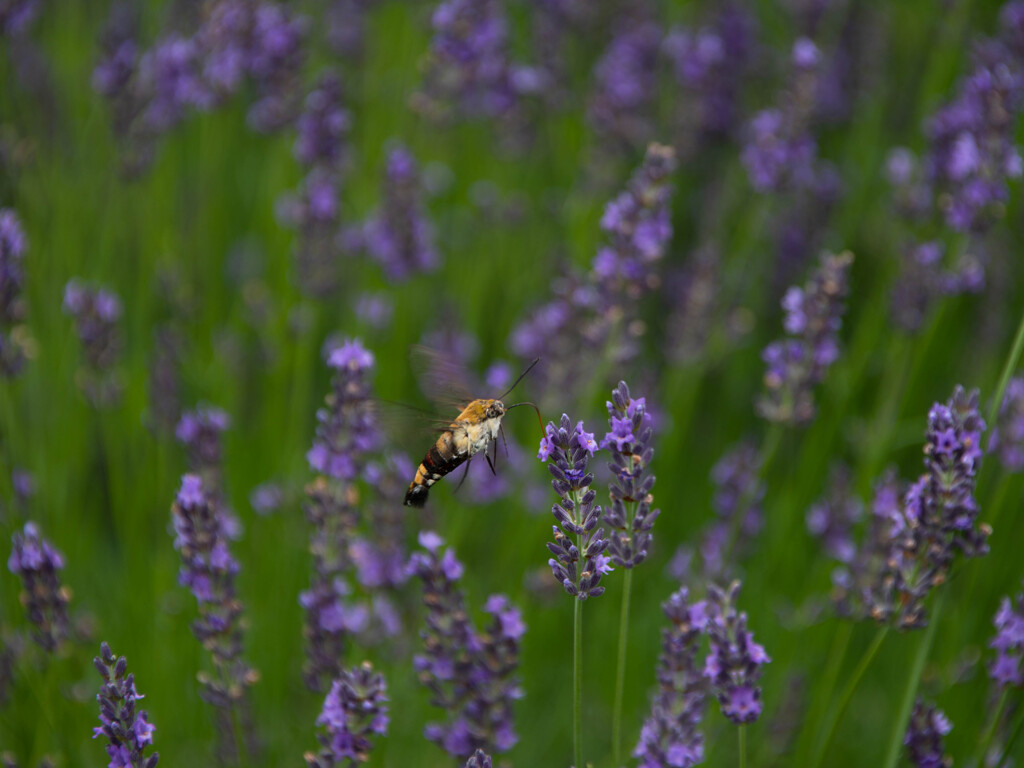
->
904;699;952;768
989;582;1024;687
988;376;1024;471
464;749;492;768
634;588;707;768
0;207;28;376
409;532;524;759
363;145;440;282
307;339;378;481
170;474;257;759
539;414;609;600
8;522;70;652
758;250;853;426
588;20;663;150
806;464;863;564
92;642;159;768
742;37;822;192
304;662;389;768
702;581;770;724
63;279;123;407
663;5;756;142
416;0;531;121
700;441;764;578
602;381;659;568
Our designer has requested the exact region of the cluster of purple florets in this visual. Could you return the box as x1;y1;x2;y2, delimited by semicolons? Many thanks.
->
989;583;1024;687
904;699;953;768
588;21;663;149
93;642;159;768
989;376;1024;471
8;522;69;652
176;406;230;479
408;532;524;760
305;662;389;768
806;464;863;565
63;278;123;406
0;207;28;376
698;441;764;578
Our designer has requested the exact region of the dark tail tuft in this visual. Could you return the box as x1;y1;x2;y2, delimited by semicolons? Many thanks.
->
404;484;429;507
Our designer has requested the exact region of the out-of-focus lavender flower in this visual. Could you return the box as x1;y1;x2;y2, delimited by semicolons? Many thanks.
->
170;474;257;758
742;38;822;192
308;339;378;480
703;581;770;724
634;588;707;768
8;522;69;652
354;292;393;330
588;21;663;150
249;482;284;516
666;245;722;364
0;207;28;376
698;441;764;577
137;36;212;132
663;6;756;141
63;279;123;407
277;169;345;299
147;325;182;435
758;250;853;426
540;414;609;600
989;376;1024;471
416;0;528;120
92;642;159;768
0;0;39;36
323;0;371;60
363;145;440;282
240;2;309;132
294;71;350;172
11;468;34;506
602;382;659;568
806;464;863;564
989;582;1024;687
904;699;952;768
464;749;492;768
176;406;230;479
304;662;388;768
409;532;524;759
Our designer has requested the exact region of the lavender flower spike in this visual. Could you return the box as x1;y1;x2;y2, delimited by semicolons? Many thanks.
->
465;749;492;768
539;414;609;600
8;522;70;652
602;381;659;568
93;642;159;768
703;581;770;724
634;588;706;768
305;662;389;768
63;279;123;406
989;376;1024;471
989;582;1024;687
758;250;853;426
904;699;952;768
0;207;29;376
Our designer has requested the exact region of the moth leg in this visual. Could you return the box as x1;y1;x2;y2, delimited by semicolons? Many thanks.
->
499;424;509;458
486;452;497;477
453;458;472;494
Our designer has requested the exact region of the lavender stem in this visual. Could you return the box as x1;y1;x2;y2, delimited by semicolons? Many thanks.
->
810;625;889;768
975;686;1010;768
739;724;747;768
997;697;1024;766
796;621;852;763
881;591;944;768
611;567;633;766
988;309;1024;428
574;586;583;768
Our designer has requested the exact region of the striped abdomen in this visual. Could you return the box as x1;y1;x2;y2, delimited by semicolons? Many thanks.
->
404;430;468;507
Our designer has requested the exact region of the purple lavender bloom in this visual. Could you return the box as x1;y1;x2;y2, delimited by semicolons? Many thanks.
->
249;482;284;516
0;207;28;376
806;464;863;564
703;581;770;724
758;251;853;426
464;749;492;768
0;0;39;36
602;381;659;568
244;2;309;132
354;292;394;330
409;533;524;759
988;376;1024;471
170;474;256;752
417;0;522;120
294;71;350;172
305;662;388;768
277;169;345;299
904;699;952;768
176;406;230;479
323;0;371;60
137;36;211;131
698;441;764;577
540;414;609;600
308;338;378;480
588;21;663;149
63;279;123;406
634;588;707;768
92;642;159;768
8;522;69;652
989;583;1024;687
363;145;440;282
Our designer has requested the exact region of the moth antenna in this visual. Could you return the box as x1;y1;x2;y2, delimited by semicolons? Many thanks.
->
498;358;540;400
505;401;544;433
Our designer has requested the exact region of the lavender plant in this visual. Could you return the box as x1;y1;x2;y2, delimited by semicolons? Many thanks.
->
0;208;29;376
408;532;524;760
92;642;159;768
758;250;853;426
464;749;492;768
806;464;863;565
304;662;389;768
8;522;69;652
988;376;1024;471
63;279;123;407
170;474;257;763
700;441;765;578
990;583;1024;688
904;699;952;768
